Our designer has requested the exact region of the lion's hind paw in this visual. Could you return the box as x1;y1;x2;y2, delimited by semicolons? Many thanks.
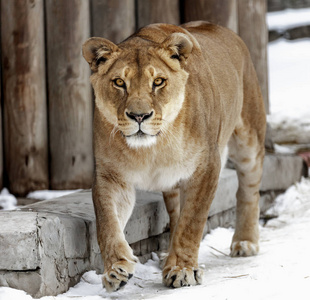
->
230;241;259;257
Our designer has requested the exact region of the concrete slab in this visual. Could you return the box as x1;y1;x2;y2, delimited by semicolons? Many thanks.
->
261;154;305;191
0;212;39;271
0;211;88;297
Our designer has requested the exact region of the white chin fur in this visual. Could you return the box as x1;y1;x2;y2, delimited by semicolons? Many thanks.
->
126;135;157;149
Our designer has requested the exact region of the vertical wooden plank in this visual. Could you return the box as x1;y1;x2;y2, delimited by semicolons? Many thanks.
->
238;0;269;113
183;0;238;32
0;4;2;191
1;0;48;196
46;0;93;190
0;72;2;191
0;1;3;191
91;0;135;44
137;0;180;28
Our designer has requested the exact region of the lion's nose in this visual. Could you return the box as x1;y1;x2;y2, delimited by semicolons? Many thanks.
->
126;111;153;124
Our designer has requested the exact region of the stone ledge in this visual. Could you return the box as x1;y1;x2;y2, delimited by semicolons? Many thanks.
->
261;154;306;191
0;211;92;297
0;154;306;297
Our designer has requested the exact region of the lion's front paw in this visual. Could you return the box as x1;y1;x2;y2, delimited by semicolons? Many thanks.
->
163;266;203;288
102;257;138;292
230;241;259;257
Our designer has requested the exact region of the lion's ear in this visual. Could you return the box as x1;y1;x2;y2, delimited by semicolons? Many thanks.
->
82;37;119;72
162;33;193;62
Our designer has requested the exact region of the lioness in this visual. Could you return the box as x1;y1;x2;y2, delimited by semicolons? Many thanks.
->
82;21;266;292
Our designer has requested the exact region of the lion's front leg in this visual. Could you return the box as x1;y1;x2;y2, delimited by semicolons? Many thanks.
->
163;154;221;288
93;173;137;292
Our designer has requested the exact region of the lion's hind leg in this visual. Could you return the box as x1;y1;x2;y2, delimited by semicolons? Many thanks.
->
163;189;181;244
228;116;265;257
160;190;181;268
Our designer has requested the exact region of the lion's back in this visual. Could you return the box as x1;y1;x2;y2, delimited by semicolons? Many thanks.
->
182;21;250;72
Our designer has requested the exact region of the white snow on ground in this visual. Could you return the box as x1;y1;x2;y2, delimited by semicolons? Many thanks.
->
1;8;310;300
1;178;310;300
0;188;17;211
26;189;82;201
0;189;82;211
267;8;310;30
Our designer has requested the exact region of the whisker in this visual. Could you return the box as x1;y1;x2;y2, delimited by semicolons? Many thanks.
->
109;125;119;145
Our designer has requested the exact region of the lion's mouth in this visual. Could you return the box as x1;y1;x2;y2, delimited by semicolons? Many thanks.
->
124;129;160;138
134;130;145;137
123;129;160;148
123;130;145;138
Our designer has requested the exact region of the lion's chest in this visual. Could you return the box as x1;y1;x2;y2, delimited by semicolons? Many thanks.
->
130;160;196;192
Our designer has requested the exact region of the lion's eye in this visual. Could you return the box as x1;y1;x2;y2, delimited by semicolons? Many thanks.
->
153;78;165;87
114;78;126;88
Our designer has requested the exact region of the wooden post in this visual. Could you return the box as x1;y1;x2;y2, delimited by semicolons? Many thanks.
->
1;0;48;196
137;0;180;28
0;74;2;191
91;0;135;44
46;0;93;190
238;0;269;113
183;0;238;32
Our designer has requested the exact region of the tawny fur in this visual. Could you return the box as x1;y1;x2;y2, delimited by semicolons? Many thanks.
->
82;21;266;292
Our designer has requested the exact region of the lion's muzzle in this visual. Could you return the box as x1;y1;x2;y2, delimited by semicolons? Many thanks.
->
126;111;154;124
122;109;160;148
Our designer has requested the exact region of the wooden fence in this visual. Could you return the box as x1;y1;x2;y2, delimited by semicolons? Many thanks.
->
0;0;268;196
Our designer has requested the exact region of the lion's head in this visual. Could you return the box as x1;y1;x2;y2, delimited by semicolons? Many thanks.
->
82;29;193;148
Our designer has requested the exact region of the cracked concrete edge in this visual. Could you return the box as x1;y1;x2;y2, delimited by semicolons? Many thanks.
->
35;213;94;297
0;212;94;297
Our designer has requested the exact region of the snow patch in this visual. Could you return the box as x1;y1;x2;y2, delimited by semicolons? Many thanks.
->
268;39;310;144
0;188;17;211
0;287;33;300
267;177;310;218
26;189;82;201
267;8;310;30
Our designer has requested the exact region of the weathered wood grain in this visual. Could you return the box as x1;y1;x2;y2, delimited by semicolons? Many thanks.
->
238;0;269;113
0;68;2;191
183;0;238;32
45;0;93;189
91;0;135;44
1;0;48;195
137;0;180;28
